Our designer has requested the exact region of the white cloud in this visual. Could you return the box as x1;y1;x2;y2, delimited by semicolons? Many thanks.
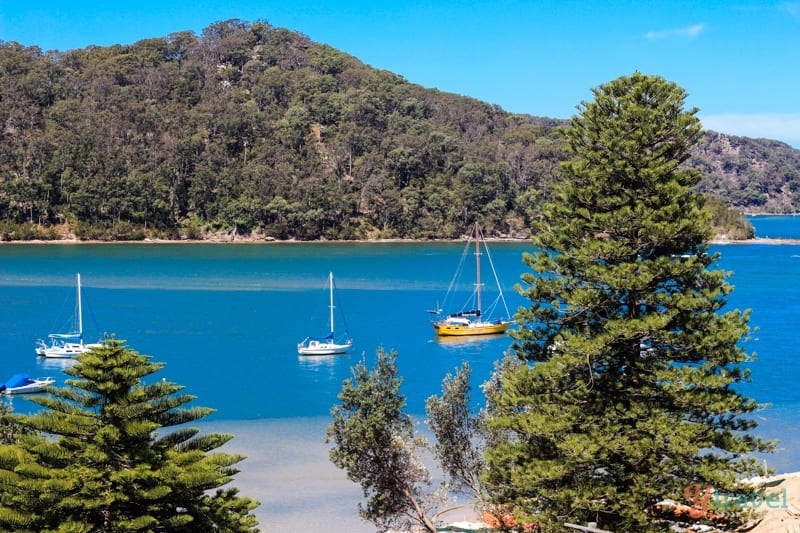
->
644;24;705;40
700;113;800;148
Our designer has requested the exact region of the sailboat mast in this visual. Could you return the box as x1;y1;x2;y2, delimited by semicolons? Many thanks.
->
76;273;83;337
474;223;481;314
328;272;335;335
75;273;83;338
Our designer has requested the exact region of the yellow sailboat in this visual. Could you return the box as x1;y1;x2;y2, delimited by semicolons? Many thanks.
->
431;222;513;336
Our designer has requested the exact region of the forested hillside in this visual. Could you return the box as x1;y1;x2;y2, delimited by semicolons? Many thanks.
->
0;19;793;241
692;132;800;213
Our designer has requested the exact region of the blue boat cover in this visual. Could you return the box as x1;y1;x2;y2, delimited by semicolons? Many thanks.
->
4;373;33;388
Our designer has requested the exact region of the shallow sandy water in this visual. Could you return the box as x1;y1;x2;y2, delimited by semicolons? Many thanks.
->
205;417;479;532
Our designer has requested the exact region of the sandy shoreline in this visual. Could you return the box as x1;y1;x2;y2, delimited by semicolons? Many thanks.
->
211;418;374;532
740;472;800;532
4;236;800;246
0;237;519;245
709;237;800;245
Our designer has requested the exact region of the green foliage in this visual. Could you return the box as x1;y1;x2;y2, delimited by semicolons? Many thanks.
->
485;73;773;532
73;220;147;241
327;348;439;532
425;362;486;501
691;133;800;213
0;23;783;240
0;23;568;240
705;196;755;239
0;221;61;241
0;339;259;532
0;403;31;445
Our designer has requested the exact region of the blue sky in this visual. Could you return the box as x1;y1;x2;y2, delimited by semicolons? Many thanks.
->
2;1;799;147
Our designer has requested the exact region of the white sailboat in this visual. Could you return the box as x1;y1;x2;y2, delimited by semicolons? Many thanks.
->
431;222;514;336
35;273;103;358
297;272;353;356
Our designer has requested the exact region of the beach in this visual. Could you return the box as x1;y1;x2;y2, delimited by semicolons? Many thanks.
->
746;473;800;532
208;418;373;532
209;418;479;532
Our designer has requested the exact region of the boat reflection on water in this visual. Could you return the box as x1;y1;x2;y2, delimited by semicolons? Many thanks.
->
297;354;337;369
35;356;77;372
431;333;511;350
296;352;353;387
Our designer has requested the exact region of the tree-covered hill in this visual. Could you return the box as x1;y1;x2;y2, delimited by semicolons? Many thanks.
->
0;19;792;241
692;132;800;213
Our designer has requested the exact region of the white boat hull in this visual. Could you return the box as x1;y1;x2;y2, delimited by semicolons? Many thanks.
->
297;339;352;356
38;341;102;358
3;377;54;395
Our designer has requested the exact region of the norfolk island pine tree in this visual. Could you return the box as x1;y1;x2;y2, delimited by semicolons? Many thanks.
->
0;338;259;532
483;73;773;532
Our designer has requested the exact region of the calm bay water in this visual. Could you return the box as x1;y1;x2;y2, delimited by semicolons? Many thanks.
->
0;241;524;421
748;214;800;239
1;224;799;484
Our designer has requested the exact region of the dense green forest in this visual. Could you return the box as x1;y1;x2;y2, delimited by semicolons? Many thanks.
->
0;19;793;241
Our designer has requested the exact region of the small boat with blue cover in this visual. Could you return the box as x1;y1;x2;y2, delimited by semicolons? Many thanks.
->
1;373;55;394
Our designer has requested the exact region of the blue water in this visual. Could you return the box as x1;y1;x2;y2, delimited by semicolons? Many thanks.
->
0;233;798;472
0;242;522;421
748;214;800;239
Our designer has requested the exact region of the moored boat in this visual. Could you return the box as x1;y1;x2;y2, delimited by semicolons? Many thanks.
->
36;273;103;358
431;222;513;337
1;373;55;394
297;272;353;355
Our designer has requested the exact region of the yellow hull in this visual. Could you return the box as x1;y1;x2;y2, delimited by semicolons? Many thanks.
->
433;320;512;337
